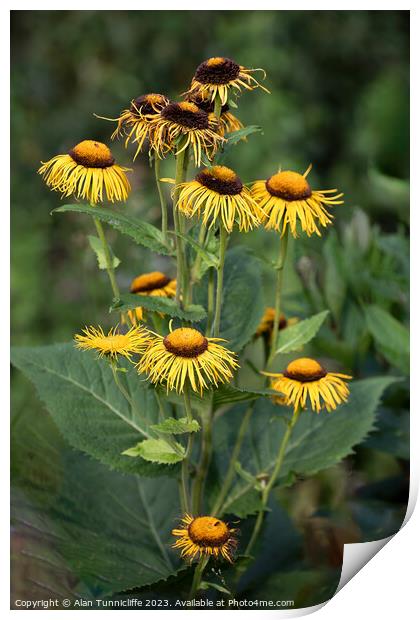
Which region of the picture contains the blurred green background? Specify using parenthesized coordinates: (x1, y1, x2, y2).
(11, 10, 409, 606)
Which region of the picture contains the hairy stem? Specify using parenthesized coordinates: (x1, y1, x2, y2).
(92, 216, 120, 300)
(173, 147, 188, 307)
(268, 230, 289, 363)
(245, 406, 301, 556)
(181, 384, 194, 514)
(211, 404, 254, 516)
(154, 156, 168, 246)
(213, 226, 229, 337)
(206, 268, 215, 336)
(192, 404, 213, 514)
(189, 555, 209, 600)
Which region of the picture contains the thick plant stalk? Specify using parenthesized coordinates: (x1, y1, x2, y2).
(211, 404, 254, 516)
(269, 230, 289, 362)
(189, 555, 209, 600)
(245, 405, 301, 556)
(173, 147, 188, 307)
(192, 404, 213, 514)
(92, 216, 120, 300)
(154, 156, 168, 246)
(206, 268, 215, 336)
(181, 383, 195, 514)
(213, 226, 229, 336)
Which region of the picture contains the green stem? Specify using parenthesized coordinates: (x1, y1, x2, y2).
(213, 226, 229, 337)
(173, 147, 188, 307)
(206, 268, 215, 336)
(189, 555, 209, 600)
(154, 157, 168, 246)
(213, 94, 222, 120)
(92, 216, 120, 300)
(110, 364, 148, 438)
(192, 405, 213, 514)
(268, 230, 289, 363)
(245, 406, 301, 556)
(181, 384, 194, 514)
(190, 222, 207, 286)
(211, 404, 254, 516)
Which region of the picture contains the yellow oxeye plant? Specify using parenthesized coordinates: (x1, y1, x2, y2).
(12, 48, 402, 610)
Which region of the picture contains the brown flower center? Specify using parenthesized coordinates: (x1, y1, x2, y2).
(195, 57, 241, 85)
(284, 358, 327, 382)
(163, 328, 208, 358)
(130, 93, 167, 116)
(187, 94, 230, 115)
(188, 516, 230, 546)
(266, 171, 312, 201)
(196, 165, 243, 195)
(161, 101, 209, 130)
(69, 140, 115, 168)
(130, 271, 171, 293)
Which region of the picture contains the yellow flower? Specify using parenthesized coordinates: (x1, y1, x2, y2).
(128, 271, 176, 322)
(186, 93, 244, 136)
(105, 93, 169, 160)
(267, 357, 352, 413)
(255, 308, 299, 338)
(74, 324, 150, 362)
(172, 514, 237, 562)
(187, 56, 269, 105)
(38, 140, 131, 204)
(251, 165, 344, 237)
(177, 165, 264, 233)
(149, 101, 224, 167)
(137, 327, 238, 395)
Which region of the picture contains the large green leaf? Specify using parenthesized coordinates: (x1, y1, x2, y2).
(111, 294, 206, 322)
(323, 231, 346, 321)
(54, 203, 172, 255)
(364, 304, 409, 374)
(212, 377, 397, 516)
(11, 343, 173, 477)
(11, 404, 182, 599)
(195, 246, 264, 351)
(275, 310, 329, 354)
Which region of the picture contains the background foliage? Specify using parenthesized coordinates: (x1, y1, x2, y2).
(11, 10, 409, 609)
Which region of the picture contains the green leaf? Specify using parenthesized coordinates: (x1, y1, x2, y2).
(111, 294, 206, 322)
(213, 377, 398, 517)
(275, 310, 329, 354)
(224, 125, 263, 145)
(170, 230, 218, 268)
(151, 417, 201, 434)
(195, 246, 264, 351)
(54, 203, 172, 255)
(87, 234, 121, 269)
(212, 383, 273, 408)
(364, 304, 409, 373)
(11, 343, 173, 477)
(123, 438, 185, 464)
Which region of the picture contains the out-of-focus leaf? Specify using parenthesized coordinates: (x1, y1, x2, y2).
(322, 232, 346, 321)
(364, 407, 409, 459)
(212, 383, 273, 409)
(364, 304, 409, 373)
(275, 310, 329, 355)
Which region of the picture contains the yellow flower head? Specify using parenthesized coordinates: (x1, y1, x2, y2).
(267, 357, 352, 413)
(149, 101, 224, 167)
(251, 165, 344, 237)
(38, 140, 131, 204)
(74, 324, 150, 362)
(187, 56, 269, 106)
(255, 308, 298, 338)
(128, 271, 176, 322)
(172, 514, 237, 563)
(186, 93, 244, 136)
(106, 93, 169, 160)
(178, 165, 264, 233)
(137, 326, 238, 395)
